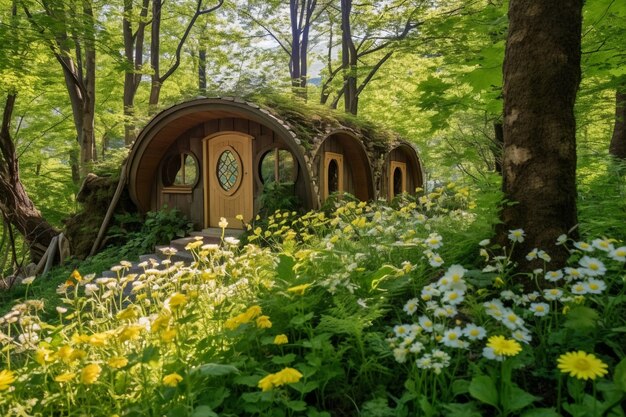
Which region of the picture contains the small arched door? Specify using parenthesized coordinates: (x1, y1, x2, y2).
(204, 132, 254, 228)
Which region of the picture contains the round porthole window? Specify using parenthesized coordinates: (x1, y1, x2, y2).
(162, 152, 198, 187)
(216, 149, 241, 192)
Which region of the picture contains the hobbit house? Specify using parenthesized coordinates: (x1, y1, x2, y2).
(124, 96, 424, 230)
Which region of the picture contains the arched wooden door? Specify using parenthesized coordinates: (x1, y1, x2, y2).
(204, 132, 254, 228)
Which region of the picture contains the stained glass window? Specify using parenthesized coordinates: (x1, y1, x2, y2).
(217, 150, 240, 191)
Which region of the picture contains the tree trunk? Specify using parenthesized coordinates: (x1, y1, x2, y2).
(609, 86, 626, 159)
(0, 95, 58, 264)
(340, 0, 358, 115)
(149, 0, 162, 111)
(198, 47, 207, 94)
(497, 0, 582, 270)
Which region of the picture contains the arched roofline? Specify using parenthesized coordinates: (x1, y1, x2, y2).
(388, 140, 425, 190)
(126, 97, 314, 212)
(315, 129, 376, 201)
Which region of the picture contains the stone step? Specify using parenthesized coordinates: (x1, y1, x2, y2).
(191, 227, 244, 239)
(168, 235, 221, 252)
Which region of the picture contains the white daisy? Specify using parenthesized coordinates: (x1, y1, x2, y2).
(463, 324, 487, 340)
(529, 302, 550, 317)
(579, 256, 606, 277)
(508, 229, 525, 243)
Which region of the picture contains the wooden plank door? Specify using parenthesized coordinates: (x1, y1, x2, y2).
(205, 132, 254, 228)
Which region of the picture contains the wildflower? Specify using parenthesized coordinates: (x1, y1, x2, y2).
(579, 256, 606, 276)
(564, 267, 584, 280)
(22, 276, 35, 285)
(571, 282, 587, 295)
(35, 348, 54, 365)
(538, 250, 551, 262)
(503, 311, 524, 330)
(556, 234, 568, 245)
(609, 246, 626, 262)
(508, 229, 525, 243)
(258, 367, 303, 391)
(168, 293, 188, 310)
(479, 239, 490, 246)
(224, 236, 240, 246)
(403, 298, 419, 315)
(545, 270, 563, 282)
(357, 298, 368, 308)
(163, 372, 183, 387)
(84, 283, 98, 296)
(428, 254, 444, 267)
(543, 288, 563, 301)
(161, 328, 177, 343)
(116, 306, 138, 321)
(421, 285, 440, 301)
(511, 329, 532, 343)
(393, 347, 409, 363)
(425, 233, 443, 249)
(108, 357, 128, 369)
(287, 283, 311, 295)
(0, 369, 16, 391)
(274, 334, 288, 345)
(486, 335, 522, 356)
(591, 238, 614, 252)
(529, 302, 550, 317)
(218, 217, 228, 228)
(482, 347, 504, 362)
(119, 325, 143, 342)
(235, 214, 244, 221)
(463, 324, 487, 341)
(557, 351, 608, 380)
(256, 315, 272, 329)
(584, 279, 606, 294)
(574, 241, 594, 252)
(442, 289, 465, 305)
(71, 270, 82, 282)
(441, 327, 465, 348)
(394, 324, 411, 338)
(54, 372, 76, 383)
(81, 363, 101, 385)
(418, 316, 434, 333)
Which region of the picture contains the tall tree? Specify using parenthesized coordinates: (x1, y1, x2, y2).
(149, 0, 224, 110)
(497, 0, 583, 269)
(610, 86, 626, 159)
(122, 0, 150, 145)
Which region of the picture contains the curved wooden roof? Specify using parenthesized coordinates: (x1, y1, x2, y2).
(126, 96, 423, 211)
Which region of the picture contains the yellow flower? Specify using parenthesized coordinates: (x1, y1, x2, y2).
(35, 348, 54, 366)
(54, 372, 76, 383)
(151, 315, 171, 334)
(287, 283, 311, 295)
(0, 369, 16, 391)
(162, 372, 183, 387)
(70, 349, 87, 362)
(81, 363, 101, 385)
(55, 345, 75, 364)
(274, 334, 288, 345)
(88, 332, 109, 347)
(244, 305, 262, 320)
(258, 367, 303, 391)
(116, 306, 138, 321)
(119, 325, 143, 342)
(486, 335, 522, 357)
(71, 269, 82, 282)
(161, 328, 177, 343)
(256, 315, 272, 329)
(168, 293, 188, 309)
(107, 357, 128, 369)
(557, 351, 608, 381)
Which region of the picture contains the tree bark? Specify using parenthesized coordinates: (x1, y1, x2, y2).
(497, 0, 582, 270)
(493, 122, 504, 174)
(0, 95, 58, 264)
(340, 0, 358, 115)
(609, 86, 626, 159)
(198, 47, 207, 94)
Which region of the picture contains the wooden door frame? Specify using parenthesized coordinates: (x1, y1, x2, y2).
(202, 131, 255, 228)
(321, 151, 344, 202)
(388, 161, 407, 200)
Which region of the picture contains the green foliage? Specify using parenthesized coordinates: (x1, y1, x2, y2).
(107, 208, 192, 256)
(258, 181, 301, 217)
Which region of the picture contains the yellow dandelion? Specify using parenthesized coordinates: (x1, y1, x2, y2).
(168, 293, 188, 309)
(557, 351, 608, 381)
(287, 283, 311, 295)
(486, 335, 522, 357)
(81, 363, 101, 385)
(274, 334, 288, 345)
(119, 325, 143, 342)
(161, 328, 177, 343)
(88, 332, 109, 347)
(54, 372, 76, 383)
(162, 372, 183, 387)
(70, 349, 87, 362)
(256, 315, 272, 329)
(71, 269, 82, 282)
(151, 315, 171, 334)
(257, 367, 303, 391)
(116, 306, 138, 321)
(107, 357, 128, 369)
(0, 369, 16, 391)
(35, 348, 54, 366)
(55, 345, 74, 364)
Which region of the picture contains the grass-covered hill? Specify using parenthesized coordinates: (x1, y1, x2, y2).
(1, 181, 625, 416)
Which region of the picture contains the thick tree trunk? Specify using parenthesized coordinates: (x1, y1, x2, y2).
(340, 0, 358, 115)
(609, 87, 626, 159)
(149, 0, 162, 111)
(0, 95, 58, 264)
(497, 0, 582, 270)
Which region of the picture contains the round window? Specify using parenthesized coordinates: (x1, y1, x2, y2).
(259, 148, 297, 184)
(216, 149, 240, 191)
(162, 153, 198, 187)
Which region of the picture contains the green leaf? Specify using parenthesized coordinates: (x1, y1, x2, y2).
(443, 402, 482, 417)
(451, 379, 471, 396)
(418, 397, 438, 417)
(564, 306, 599, 329)
(504, 386, 539, 412)
(469, 375, 499, 407)
(370, 264, 398, 289)
(286, 400, 307, 411)
(614, 357, 626, 393)
(141, 345, 160, 363)
(277, 254, 296, 280)
(520, 408, 561, 417)
(271, 354, 296, 365)
(191, 363, 239, 377)
(191, 405, 218, 417)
